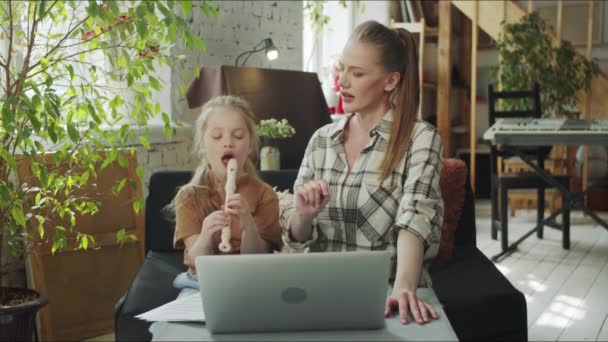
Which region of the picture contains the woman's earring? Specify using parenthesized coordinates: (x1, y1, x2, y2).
(389, 90, 397, 108)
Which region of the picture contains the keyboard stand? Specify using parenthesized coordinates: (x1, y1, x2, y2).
(491, 145, 608, 262)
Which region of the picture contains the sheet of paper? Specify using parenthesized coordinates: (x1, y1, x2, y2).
(135, 292, 205, 322)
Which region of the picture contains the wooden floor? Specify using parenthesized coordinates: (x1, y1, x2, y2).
(476, 200, 608, 341)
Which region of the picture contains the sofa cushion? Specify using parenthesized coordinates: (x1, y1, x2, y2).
(115, 251, 185, 341)
(145, 171, 193, 253)
(430, 245, 527, 341)
(436, 158, 468, 263)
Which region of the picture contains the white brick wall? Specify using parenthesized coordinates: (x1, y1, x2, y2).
(138, 1, 303, 197)
(135, 139, 198, 198)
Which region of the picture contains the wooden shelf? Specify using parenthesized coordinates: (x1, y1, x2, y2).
(423, 82, 437, 90)
(451, 125, 470, 134)
(390, 21, 438, 37)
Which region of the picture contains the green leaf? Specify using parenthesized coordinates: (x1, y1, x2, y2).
(139, 136, 150, 149)
(167, 23, 176, 41)
(113, 178, 127, 194)
(117, 154, 129, 168)
(136, 20, 148, 38)
(11, 207, 26, 227)
(38, 0, 47, 19)
(180, 0, 193, 16)
(133, 199, 144, 214)
(37, 217, 45, 238)
(136, 165, 144, 179)
(158, 2, 171, 17)
(67, 123, 80, 142)
(117, 228, 127, 247)
(148, 76, 161, 91)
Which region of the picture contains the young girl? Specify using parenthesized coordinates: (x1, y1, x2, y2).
(171, 95, 283, 289)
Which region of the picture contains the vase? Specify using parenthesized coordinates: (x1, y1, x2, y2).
(260, 145, 280, 171)
(0, 287, 48, 342)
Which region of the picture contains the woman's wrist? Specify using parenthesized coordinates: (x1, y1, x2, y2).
(393, 275, 417, 293)
(290, 214, 314, 242)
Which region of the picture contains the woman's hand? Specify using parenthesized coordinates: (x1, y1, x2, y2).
(385, 287, 439, 325)
(225, 194, 254, 228)
(295, 179, 330, 221)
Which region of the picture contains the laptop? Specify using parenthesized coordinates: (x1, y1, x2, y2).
(195, 251, 391, 334)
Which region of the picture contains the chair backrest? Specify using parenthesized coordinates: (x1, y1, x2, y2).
(144, 168, 479, 254)
(487, 83, 552, 172)
(488, 83, 542, 126)
(145, 170, 193, 253)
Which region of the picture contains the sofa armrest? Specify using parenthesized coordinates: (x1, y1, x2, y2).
(430, 246, 527, 341)
(454, 164, 477, 247)
(115, 251, 186, 341)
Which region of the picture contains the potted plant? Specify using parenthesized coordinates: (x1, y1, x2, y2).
(0, 1, 214, 340)
(256, 118, 296, 171)
(493, 11, 599, 117)
(492, 11, 602, 193)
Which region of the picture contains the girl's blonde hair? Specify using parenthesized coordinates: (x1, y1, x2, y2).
(168, 95, 260, 215)
(352, 20, 419, 181)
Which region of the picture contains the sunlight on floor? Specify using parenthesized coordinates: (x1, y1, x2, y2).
(537, 295, 587, 328)
(523, 278, 547, 293)
(537, 312, 571, 329)
(494, 263, 511, 275)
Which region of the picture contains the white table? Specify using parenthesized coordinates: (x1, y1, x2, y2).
(150, 288, 458, 341)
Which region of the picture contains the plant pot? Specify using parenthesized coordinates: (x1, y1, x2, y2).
(0, 287, 48, 342)
(260, 145, 280, 171)
(260, 145, 281, 171)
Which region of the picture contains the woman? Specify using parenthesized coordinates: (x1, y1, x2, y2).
(281, 20, 444, 325)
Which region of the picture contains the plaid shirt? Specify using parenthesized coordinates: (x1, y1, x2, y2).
(280, 111, 444, 285)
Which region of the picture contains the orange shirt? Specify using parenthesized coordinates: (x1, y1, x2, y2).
(173, 174, 283, 271)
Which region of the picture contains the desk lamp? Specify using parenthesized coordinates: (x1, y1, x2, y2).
(234, 38, 279, 66)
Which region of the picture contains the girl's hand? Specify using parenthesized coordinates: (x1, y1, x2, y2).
(295, 179, 330, 221)
(199, 210, 231, 250)
(225, 193, 253, 226)
(385, 288, 439, 325)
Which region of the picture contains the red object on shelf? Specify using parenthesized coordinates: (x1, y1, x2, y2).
(334, 74, 344, 114)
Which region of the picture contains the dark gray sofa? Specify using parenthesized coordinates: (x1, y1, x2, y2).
(114, 169, 527, 341)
